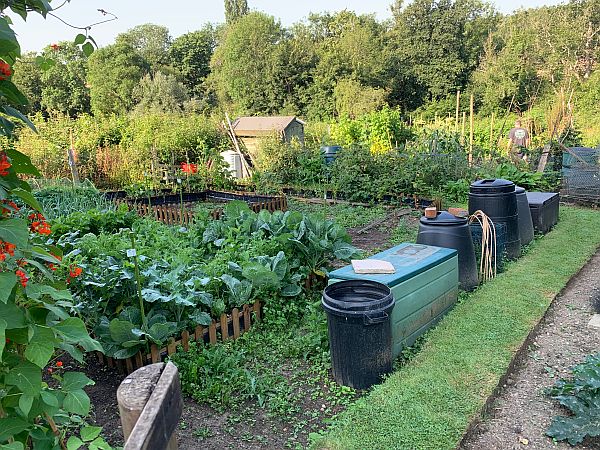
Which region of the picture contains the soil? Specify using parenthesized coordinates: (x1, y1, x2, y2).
(460, 248, 600, 450)
(347, 209, 420, 254)
(83, 357, 356, 450)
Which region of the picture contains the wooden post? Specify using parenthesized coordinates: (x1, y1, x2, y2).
(469, 94, 474, 166)
(461, 111, 466, 143)
(68, 128, 80, 185)
(117, 362, 182, 450)
(455, 90, 460, 132)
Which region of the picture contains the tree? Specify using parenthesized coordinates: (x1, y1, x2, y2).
(302, 11, 388, 119)
(334, 78, 387, 118)
(169, 26, 217, 97)
(225, 0, 249, 23)
(11, 52, 43, 114)
(116, 23, 172, 70)
(133, 72, 189, 114)
(40, 41, 90, 116)
(389, 0, 498, 106)
(87, 42, 149, 116)
(208, 12, 285, 114)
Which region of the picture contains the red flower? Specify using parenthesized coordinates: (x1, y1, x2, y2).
(29, 213, 51, 235)
(1, 200, 19, 216)
(0, 152, 10, 176)
(50, 43, 60, 51)
(0, 240, 16, 261)
(66, 265, 83, 284)
(0, 61, 11, 81)
(48, 263, 57, 271)
(15, 269, 28, 288)
(56, 361, 63, 367)
(47, 368, 53, 374)
(180, 163, 198, 174)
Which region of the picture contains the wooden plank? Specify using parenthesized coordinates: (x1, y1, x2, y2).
(194, 325, 204, 343)
(220, 313, 229, 341)
(232, 308, 240, 339)
(120, 362, 182, 450)
(167, 338, 176, 356)
(108, 357, 115, 369)
(243, 304, 251, 331)
(208, 321, 217, 344)
(253, 300, 261, 322)
(150, 345, 160, 363)
(181, 330, 190, 352)
(125, 358, 134, 374)
(97, 351, 104, 364)
(135, 352, 144, 369)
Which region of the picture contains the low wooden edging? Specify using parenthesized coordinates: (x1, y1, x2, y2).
(97, 300, 262, 375)
(114, 195, 288, 226)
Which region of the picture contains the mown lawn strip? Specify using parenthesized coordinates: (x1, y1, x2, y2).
(314, 206, 600, 450)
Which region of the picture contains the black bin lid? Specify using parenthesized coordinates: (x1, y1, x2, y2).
(526, 192, 559, 206)
(322, 280, 394, 319)
(470, 178, 515, 194)
(515, 186, 526, 194)
(419, 211, 468, 226)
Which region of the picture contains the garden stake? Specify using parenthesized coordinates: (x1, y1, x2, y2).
(130, 232, 147, 328)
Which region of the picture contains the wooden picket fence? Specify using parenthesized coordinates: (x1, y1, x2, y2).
(97, 301, 261, 375)
(114, 194, 288, 226)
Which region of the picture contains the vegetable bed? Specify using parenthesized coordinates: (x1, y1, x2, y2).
(51, 201, 359, 365)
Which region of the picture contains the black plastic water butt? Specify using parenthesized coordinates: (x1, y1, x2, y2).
(322, 280, 395, 390)
(515, 186, 534, 246)
(416, 211, 478, 291)
(321, 146, 341, 165)
(469, 179, 521, 259)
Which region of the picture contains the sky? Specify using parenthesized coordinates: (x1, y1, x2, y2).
(11, 0, 566, 52)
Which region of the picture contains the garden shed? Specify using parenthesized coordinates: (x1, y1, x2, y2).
(232, 116, 305, 157)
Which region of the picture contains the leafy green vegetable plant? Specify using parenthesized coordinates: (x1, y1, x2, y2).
(546, 353, 600, 445)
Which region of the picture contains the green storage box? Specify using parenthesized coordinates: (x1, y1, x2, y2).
(329, 243, 459, 358)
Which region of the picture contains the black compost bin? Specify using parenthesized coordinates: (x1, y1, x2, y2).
(469, 178, 521, 259)
(416, 211, 478, 291)
(470, 221, 507, 273)
(515, 186, 534, 246)
(322, 280, 395, 390)
(527, 192, 559, 234)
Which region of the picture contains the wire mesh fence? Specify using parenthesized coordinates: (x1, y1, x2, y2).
(562, 147, 600, 204)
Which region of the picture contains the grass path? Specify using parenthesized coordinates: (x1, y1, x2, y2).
(313, 206, 600, 450)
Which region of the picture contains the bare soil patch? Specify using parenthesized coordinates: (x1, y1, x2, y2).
(461, 249, 600, 450)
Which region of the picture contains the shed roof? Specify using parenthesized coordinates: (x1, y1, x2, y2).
(232, 116, 305, 136)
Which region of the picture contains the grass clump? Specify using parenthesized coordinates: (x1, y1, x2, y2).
(287, 198, 389, 229)
(313, 206, 600, 450)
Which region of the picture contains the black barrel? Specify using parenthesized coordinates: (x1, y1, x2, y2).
(469, 179, 521, 259)
(322, 280, 395, 389)
(416, 211, 478, 291)
(470, 221, 507, 272)
(321, 145, 341, 165)
(515, 186, 534, 246)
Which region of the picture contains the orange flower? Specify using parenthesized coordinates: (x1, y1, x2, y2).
(15, 269, 28, 288)
(1, 200, 19, 216)
(0, 152, 10, 176)
(0, 61, 11, 80)
(50, 43, 60, 51)
(0, 240, 16, 261)
(29, 213, 51, 235)
(66, 265, 83, 284)
(56, 361, 63, 367)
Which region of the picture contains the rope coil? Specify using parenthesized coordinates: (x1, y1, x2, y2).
(469, 210, 497, 282)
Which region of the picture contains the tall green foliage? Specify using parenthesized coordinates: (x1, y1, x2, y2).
(224, 0, 249, 23)
(87, 42, 149, 116)
(209, 12, 285, 114)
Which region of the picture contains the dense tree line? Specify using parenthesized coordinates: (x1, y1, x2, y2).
(12, 0, 600, 120)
